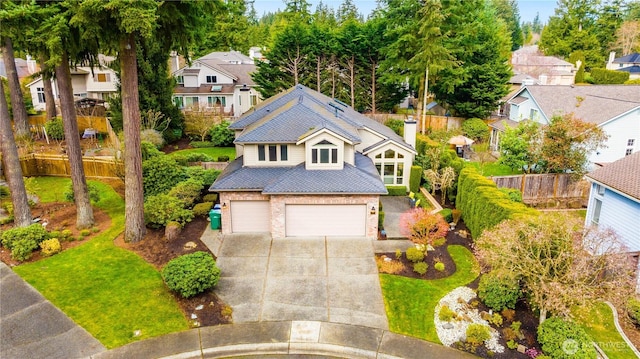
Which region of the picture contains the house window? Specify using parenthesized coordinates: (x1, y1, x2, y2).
(596, 184, 605, 195)
(258, 145, 266, 161)
(258, 144, 288, 162)
(311, 140, 338, 164)
(529, 109, 538, 120)
(591, 199, 602, 225)
(94, 73, 111, 82)
(207, 96, 226, 107)
(206, 75, 217, 83)
(173, 96, 184, 108)
(626, 148, 633, 156)
(250, 95, 257, 106)
(176, 76, 184, 84)
(374, 149, 405, 185)
(185, 96, 200, 108)
(627, 139, 635, 146)
(280, 145, 288, 161)
(268, 145, 277, 161)
(36, 87, 45, 103)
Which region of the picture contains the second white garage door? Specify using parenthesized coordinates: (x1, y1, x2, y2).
(285, 204, 366, 237)
(230, 200, 270, 233)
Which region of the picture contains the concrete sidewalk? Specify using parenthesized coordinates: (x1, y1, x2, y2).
(92, 321, 478, 359)
(0, 263, 105, 359)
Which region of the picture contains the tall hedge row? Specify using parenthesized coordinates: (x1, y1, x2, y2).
(590, 68, 630, 84)
(409, 165, 422, 193)
(456, 167, 538, 239)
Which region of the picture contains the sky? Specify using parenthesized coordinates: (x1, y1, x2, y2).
(251, 0, 557, 24)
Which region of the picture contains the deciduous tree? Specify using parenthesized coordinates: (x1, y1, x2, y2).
(498, 120, 542, 172)
(399, 208, 448, 251)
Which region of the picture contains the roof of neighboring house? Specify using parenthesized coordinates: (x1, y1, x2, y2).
(617, 65, 640, 74)
(200, 51, 254, 64)
(182, 68, 200, 74)
(586, 151, 640, 201)
(211, 154, 387, 194)
(613, 53, 640, 64)
(488, 118, 520, 131)
(173, 84, 235, 95)
(0, 57, 38, 79)
(231, 84, 415, 153)
(510, 85, 640, 125)
(174, 56, 257, 87)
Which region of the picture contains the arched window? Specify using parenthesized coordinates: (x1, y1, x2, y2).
(312, 140, 338, 164)
(374, 149, 404, 185)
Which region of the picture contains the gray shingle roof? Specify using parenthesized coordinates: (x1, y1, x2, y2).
(210, 154, 387, 194)
(230, 84, 415, 153)
(516, 85, 640, 125)
(618, 65, 640, 74)
(613, 53, 640, 64)
(587, 151, 640, 201)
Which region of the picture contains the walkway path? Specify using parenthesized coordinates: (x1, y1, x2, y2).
(0, 262, 105, 359)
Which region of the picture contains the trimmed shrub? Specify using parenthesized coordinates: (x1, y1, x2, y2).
(409, 165, 422, 193)
(202, 193, 218, 203)
(439, 208, 453, 223)
(627, 297, 640, 326)
(189, 141, 216, 148)
(141, 141, 164, 161)
(217, 155, 230, 162)
(11, 239, 41, 261)
(209, 121, 235, 147)
(140, 128, 165, 149)
(161, 252, 220, 298)
(384, 118, 404, 136)
(478, 272, 520, 311)
(439, 304, 457, 321)
(193, 202, 214, 217)
(413, 262, 428, 275)
(168, 179, 203, 207)
(537, 317, 596, 359)
(44, 117, 65, 140)
(142, 155, 186, 196)
(498, 187, 523, 203)
(386, 185, 407, 196)
(80, 229, 91, 237)
(456, 167, 538, 239)
(462, 118, 489, 143)
(61, 229, 73, 241)
(378, 211, 385, 229)
(64, 182, 101, 203)
(144, 194, 194, 229)
(590, 68, 630, 84)
(40, 238, 61, 256)
(184, 166, 221, 188)
(1, 223, 49, 250)
(406, 247, 424, 262)
(415, 134, 440, 155)
(466, 323, 491, 346)
(434, 262, 445, 271)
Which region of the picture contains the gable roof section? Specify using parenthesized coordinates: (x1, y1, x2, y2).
(613, 53, 640, 64)
(618, 65, 640, 74)
(231, 84, 415, 152)
(513, 85, 640, 126)
(210, 154, 387, 194)
(587, 151, 640, 201)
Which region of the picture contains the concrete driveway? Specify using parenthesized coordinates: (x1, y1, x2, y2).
(214, 234, 388, 330)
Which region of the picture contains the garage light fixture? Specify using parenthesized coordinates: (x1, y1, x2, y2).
(222, 203, 227, 209)
(370, 206, 376, 215)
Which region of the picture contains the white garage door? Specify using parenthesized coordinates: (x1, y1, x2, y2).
(285, 204, 366, 237)
(230, 201, 270, 233)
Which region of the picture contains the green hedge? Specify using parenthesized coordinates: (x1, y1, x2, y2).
(590, 68, 630, 84)
(386, 185, 407, 196)
(409, 165, 422, 193)
(415, 134, 439, 154)
(455, 167, 538, 239)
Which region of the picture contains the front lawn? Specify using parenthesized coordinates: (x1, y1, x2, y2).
(170, 147, 235, 160)
(14, 178, 189, 348)
(380, 245, 479, 342)
(574, 302, 638, 359)
(467, 161, 522, 177)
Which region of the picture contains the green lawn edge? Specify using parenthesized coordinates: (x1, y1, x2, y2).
(14, 178, 189, 348)
(380, 245, 480, 342)
(574, 302, 637, 359)
(169, 147, 235, 160)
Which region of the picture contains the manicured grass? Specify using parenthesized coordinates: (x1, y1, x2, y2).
(467, 161, 522, 177)
(14, 180, 189, 348)
(380, 245, 480, 343)
(574, 302, 637, 359)
(28, 176, 72, 203)
(170, 147, 235, 160)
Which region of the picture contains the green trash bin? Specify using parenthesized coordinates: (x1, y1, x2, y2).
(209, 209, 221, 230)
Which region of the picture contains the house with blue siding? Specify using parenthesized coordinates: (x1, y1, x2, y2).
(585, 151, 640, 254)
(490, 85, 640, 166)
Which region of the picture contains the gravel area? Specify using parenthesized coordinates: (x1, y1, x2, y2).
(434, 286, 505, 353)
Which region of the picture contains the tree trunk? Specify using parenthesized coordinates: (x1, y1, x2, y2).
(55, 52, 94, 229)
(316, 55, 321, 92)
(370, 60, 376, 115)
(2, 37, 30, 137)
(0, 80, 31, 227)
(40, 54, 57, 120)
(120, 35, 146, 243)
(349, 56, 355, 108)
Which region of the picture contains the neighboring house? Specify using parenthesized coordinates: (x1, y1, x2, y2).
(0, 56, 38, 81)
(606, 52, 640, 80)
(26, 54, 117, 112)
(172, 51, 261, 117)
(511, 46, 576, 86)
(209, 84, 417, 239)
(584, 152, 640, 285)
(490, 85, 640, 165)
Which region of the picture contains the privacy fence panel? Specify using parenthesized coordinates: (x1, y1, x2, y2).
(19, 154, 123, 179)
(490, 173, 588, 208)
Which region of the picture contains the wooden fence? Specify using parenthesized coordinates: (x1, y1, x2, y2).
(365, 113, 465, 133)
(29, 115, 120, 149)
(490, 173, 589, 208)
(19, 154, 123, 179)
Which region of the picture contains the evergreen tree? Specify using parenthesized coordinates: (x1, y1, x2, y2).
(491, 0, 523, 50)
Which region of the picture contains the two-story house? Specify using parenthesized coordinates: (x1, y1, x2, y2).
(172, 51, 261, 118)
(490, 85, 640, 166)
(606, 52, 640, 80)
(209, 85, 417, 239)
(511, 46, 576, 86)
(26, 54, 117, 111)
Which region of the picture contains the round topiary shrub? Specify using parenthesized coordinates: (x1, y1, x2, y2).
(477, 272, 520, 311)
(537, 317, 597, 359)
(406, 247, 425, 263)
(413, 262, 428, 275)
(40, 238, 61, 256)
(44, 117, 65, 140)
(466, 323, 491, 346)
(434, 262, 445, 272)
(162, 252, 220, 298)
